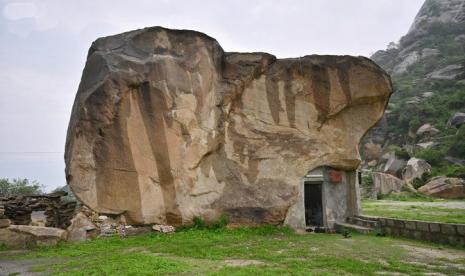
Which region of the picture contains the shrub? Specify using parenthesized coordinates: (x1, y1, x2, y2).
(178, 214, 229, 231)
(415, 148, 444, 166)
(389, 145, 410, 159)
(361, 173, 374, 187)
(0, 178, 44, 197)
(411, 178, 426, 189)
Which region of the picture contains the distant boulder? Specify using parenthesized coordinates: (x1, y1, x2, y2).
(383, 152, 407, 177)
(402, 158, 431, 184)
(418, 177, 465, 199)
(416, 123, 440, 136)
(372, 172, 406, 197)
(446, 112, 465, 128)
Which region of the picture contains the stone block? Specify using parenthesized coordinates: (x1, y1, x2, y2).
(456, 224, 465, 236)
(429, 223, 441, 233)
(441, 224, 456, 235)
(385, 227, 392, 235)
(393, 219, 405, 228)
(413, 231, 422, 240)
(405, 221, 416, 230)
(416, 221, 429, 232)
(401, 229, 412, 238)
(448, 235, 461, 246)
(0, 228, 35, 249)
(0, 218, 11, 228)
(386, 219, 395, 227)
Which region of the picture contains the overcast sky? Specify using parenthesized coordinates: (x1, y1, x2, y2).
(0, 0, 424, 191)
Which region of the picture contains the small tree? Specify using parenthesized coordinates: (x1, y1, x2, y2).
(0, 178, 44, 197)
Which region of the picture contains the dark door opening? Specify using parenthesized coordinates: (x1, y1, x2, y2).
(304, 182, 323, 226)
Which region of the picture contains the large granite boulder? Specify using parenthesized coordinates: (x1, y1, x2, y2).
(419, 177, 465, 199)
(372, 172, 405, 197)
(65, 27, 392, 226)
(383, 152, 407, 177)
(402, 158, 431, 184)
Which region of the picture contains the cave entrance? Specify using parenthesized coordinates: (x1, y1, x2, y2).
(304, 182, 323, 226)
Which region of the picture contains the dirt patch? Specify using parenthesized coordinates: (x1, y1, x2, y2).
(376, 200, 465, 209)
(0, 258, 62, 276)
(399, 245, 465, 261)
(224, 259, 265, 266)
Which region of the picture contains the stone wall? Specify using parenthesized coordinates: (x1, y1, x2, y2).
(0, 192, 77, 229)
(372, 216, 465, 246)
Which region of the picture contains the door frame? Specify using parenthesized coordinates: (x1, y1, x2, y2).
(302, 179, 327, 228)
(304, 181, 325, 226)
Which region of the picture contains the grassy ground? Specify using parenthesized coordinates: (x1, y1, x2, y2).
(362, 197, 465, 224)
(1, 226, 464, 275)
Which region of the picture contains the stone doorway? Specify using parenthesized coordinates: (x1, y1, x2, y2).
(304, 182, 323, 226)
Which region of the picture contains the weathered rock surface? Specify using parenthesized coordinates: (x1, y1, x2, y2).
(416, 123, 440, 136)
(383, 153, 407, 177)
(419, 177, 465, 198)
(402, 158, 432, 184)
(0, 225, 67, 248)
(372, 172, 405, 196)
(0, 218, 10, 228)
(66, 212, 97, 242)
(447, 112, 465, 128)
(65, 27, 392, 226)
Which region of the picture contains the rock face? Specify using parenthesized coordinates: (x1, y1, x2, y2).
(419, 177, 465, 198)
(383, 153, 407, 177)
(65, 27, 392, 227)
(402, 158, 432, 184)
(0, 225, 67, 248)
(66, 212, 97, 242)
(447, 112, 465, 128)
(372, 172, 405, 197)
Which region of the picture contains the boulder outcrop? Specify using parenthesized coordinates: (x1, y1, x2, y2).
(372, 172, 405, 197)
(402, 158, 431, 184)
(65, 27, 392, 226)
(419, 177, 465, 199)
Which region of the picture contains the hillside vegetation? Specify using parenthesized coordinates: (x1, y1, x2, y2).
(362, 0, 465, 188)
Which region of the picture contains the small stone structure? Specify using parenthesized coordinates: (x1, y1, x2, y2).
(1, 191, 76, 229)
(287, 167, 360, 229)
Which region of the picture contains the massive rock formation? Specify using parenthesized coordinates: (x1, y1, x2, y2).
(65, 27, 392, 227)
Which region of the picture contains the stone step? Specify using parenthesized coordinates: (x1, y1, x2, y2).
(347, 216, 379, 228)
(355, 215, 380, 221)
(334, 222, 373, 234)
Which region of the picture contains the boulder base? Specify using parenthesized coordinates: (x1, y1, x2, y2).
(65, 27, 392, 227)
(0, 225, 67, 248)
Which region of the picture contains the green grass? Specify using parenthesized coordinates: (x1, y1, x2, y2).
(376, 192, 439, 202)
(362, 200, 465, 224)
(3, 226, 464, 275)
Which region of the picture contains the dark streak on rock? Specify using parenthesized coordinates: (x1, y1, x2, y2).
(310, 65, 331, 125)
(138, 81, 182, 225)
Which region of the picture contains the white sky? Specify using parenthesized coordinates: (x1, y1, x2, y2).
(0, 0, 424, 191)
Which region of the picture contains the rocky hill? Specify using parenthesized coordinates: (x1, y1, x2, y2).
(361, 0, 465, 197)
